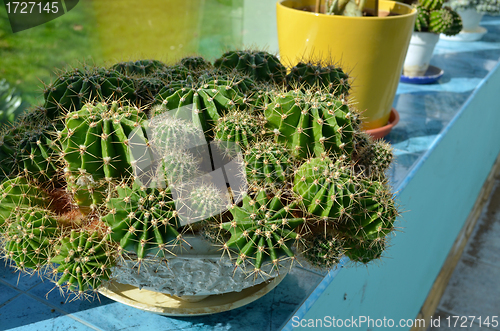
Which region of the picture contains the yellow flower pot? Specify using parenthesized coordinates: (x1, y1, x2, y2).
(276, 0, 416, 130)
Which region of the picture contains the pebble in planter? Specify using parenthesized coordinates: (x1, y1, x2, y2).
(0, 51, 400, 304)
(403, 0, 462, 77)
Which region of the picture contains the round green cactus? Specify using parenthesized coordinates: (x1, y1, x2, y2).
(59, 101, 150, 210)
(43, 66, 137, 119)
(414, 4, 431, 31)
(15, 123, 61, 183)
(243, 140, 294, 188)
(429, 7, 463, 36)
(111, 59, 167, 77)
(177, 183, 227, 224)
(214, 50, 287, 84)
(344, 237, 386, 264)
(102, 181, 181, 260)
(154, 79, 247, 139)
(159, 151, 201, 186)
(0, 177, 50, 227)
(148, 114, 205, 153)
(220, 189, 304, 272)
(302, 233, 345, 269)
(339, 180, 398, 242)
(352, 132, 393, 179)
(51, 229, 116, 294)
(60, 101, 148, 182)
(293, 157, 357, 220)
(179, 56, 212, 71)
(213, 111, 266, 153)
(3, 208, 60, 271)
(420, 0, 445, 10)
(286, 62, 350, 97)
(265, 90, 355, 160)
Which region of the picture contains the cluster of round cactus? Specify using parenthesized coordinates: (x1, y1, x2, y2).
(0, 49, 399, 298)
(415, 0, 463, 35)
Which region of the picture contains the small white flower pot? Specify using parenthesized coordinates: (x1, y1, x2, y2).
(458, 9, 484, 32)
(403, 32, 440, 77)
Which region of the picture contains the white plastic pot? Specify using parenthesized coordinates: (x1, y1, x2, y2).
(403, 31, 439, 77)
(458, 9, 484, 32)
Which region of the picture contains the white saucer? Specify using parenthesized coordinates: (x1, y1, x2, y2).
(440, 26, 487, 42)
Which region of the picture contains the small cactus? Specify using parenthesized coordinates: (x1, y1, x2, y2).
(302, 233, 345, 269)
(266, 89, 355, 160)
(102, 180, 181, 260)
(429, 7, 463, 35)
(220, 189, 305, 273)
(344, 237, 386, 264)
(179, 56, 213, 71)
(43, 66, 136, 119)
(286, 62, 350, 97)
(420, 0, 445, 10)
(154, 79, 247, 138)
(352, 132, 394, 179)
(415, 5, 431, 31)
(243, 140, 294, 189)
(214, 50, 287, 85)
(51, 229, 116, 294)
(111, 59, 167, 77)
(213, 111, 266, 154)
(3, 208, 60, 271)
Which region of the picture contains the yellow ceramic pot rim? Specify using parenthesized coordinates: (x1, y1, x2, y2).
(277, 0, 416, 20)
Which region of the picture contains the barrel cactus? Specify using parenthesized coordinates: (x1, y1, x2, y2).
(214, 50, 287, 85)
(414, 0, 463, 36)
(265, 90, 355, 160)
(429, 7, 463, 35)
(286, 62, 350, 97)
(0, 49, 401, 300)
(43, 66, 137, 119)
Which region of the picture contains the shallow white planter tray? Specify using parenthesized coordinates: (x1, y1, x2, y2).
(440, 26, 487, 42)
(99, 272, 288, 316)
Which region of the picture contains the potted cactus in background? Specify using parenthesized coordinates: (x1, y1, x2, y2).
(0, 50, 399, 314)
(403, 0, 462, 77)
(276, 0, 416, 138)
(445, 0, 500, 40)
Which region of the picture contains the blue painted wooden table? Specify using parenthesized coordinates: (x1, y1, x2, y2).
(2, 12, 500, 331)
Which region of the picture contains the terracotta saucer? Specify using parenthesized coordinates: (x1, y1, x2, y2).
(365, 108, 400, 139)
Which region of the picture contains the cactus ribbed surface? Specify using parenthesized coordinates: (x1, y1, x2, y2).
(243, 141, 293, 188)
(293, 157, 356, 219)
(111, 59, 167, 77)
(286, 62, 350, 97)
(420, 0, 445, 10)
(0, 177, 49, 226)
(154, 79, 247, 138)
(3, 208, 60, 271)
(266, 90, 355, 159)
(51, 230, 115, 293)
(415, 4, 431, 31)
(429, 7, 463, 35)
(220, 189, 304, 272)
(43, 66, 136, 119)
(214, 50, 287, 84)
(102, 181, 181, 260)
(214, 111, 266, 153)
